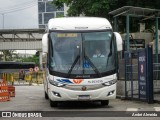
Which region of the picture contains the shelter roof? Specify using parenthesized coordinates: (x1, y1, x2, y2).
(109, 6, 160, 19)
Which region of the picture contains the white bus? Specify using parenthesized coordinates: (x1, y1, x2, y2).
(42, 17, 122, 107)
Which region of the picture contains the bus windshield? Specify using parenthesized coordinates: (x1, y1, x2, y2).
(49, 31, 116, 78)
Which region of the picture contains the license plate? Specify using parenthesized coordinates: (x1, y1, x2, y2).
(78, 95, 90, 100)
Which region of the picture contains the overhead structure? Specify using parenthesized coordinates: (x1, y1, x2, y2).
(109, 6, 160, 63)
(0, 28, 45, 69)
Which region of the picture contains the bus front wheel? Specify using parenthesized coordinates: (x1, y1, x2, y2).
(50, 100, 58, 107)
(101, 100, 109, 106)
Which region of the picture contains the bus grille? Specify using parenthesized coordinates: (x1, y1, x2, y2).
(63, 84, 105, 91)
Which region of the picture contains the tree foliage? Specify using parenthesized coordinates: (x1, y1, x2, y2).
(0, 50, 39, 66)
(53, 0, 160, 17)
(0, 50, 17, 61)
(53, 0, 118, 17)
(21, 52, 39, 66)
(53, 0, 160, 32)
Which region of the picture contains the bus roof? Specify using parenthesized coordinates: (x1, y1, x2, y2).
(48, 17, 112, 31)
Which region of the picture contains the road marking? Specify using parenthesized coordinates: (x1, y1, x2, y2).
(126, 108, 138, 111)
(32, 83, 43, 86)
(154, 107, 160, 111)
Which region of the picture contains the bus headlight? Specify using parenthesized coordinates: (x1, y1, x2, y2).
(102, 79, 117, 86)
(49, 79, 65, 87)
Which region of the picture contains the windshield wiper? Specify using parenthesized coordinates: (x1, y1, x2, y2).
(84, 55, 101, 77)
(67, 55, 80, 77)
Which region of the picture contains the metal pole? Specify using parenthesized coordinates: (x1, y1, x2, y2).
(2, 13, 4, 29)
(126, 15, 130, 51)
(155, 17, 159, 63)
(39, 51, 43, 70)
(131, 56, 133, 99)
(114, 17, 117, 32)
(146, 45, 154, 104)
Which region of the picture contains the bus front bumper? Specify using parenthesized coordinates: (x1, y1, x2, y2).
(48, 84, 116, 101)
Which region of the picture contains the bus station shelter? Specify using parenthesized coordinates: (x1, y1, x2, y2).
(109, 6, 160, 63)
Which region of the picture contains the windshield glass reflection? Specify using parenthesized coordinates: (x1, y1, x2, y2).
(49, 31, 115, 77)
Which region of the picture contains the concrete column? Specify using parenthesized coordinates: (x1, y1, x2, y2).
(64, 4, 69, 16)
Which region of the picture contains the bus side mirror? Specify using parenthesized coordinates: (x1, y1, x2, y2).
(113, 32, 123, 51)
(42, 33, 48, 53)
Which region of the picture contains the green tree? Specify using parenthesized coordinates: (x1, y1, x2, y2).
(0, 50, 17, 61)
(52, 0, 160, 32)
(21, 51, 39, 66)
(53, 0, 118, 17)
(53, 0, 160, 16)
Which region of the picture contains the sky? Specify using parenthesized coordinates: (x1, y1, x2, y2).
(0, 0, 38, 29)
(15, 50, 36, 54)
(0, 0, 38, 54)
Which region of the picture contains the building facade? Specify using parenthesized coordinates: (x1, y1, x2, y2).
(38, 0, 67, 28)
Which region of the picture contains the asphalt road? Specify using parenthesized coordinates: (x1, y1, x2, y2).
(0, 85, 160, 120)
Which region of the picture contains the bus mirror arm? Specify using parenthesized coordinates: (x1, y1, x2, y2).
(113, 32, 123, 51)
(106, 35, 113, 66)
(42, 33, 49, 53)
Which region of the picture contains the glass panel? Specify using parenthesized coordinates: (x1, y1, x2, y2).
(83, 32, 115, 74)
(39, 25, 45, 28)
(44, 13, 54, 24)
(57, 6, 64, 11)
(39, 13, 42, 24)
(38, 2, 45, 12)
(46, 2, 56, 12)
(50, 33, 82, 74)
(49, 31, 115, 76)
(56, 12, 64, 17)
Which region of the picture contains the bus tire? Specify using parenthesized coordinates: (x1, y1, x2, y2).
(101, 100, 109, 106)
(45, 92, 49, 99)
(50, 100, 58, 107)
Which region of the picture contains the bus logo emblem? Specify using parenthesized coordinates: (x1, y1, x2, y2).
(73, 79, 83, 84)
(82, 86, 87, 91)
